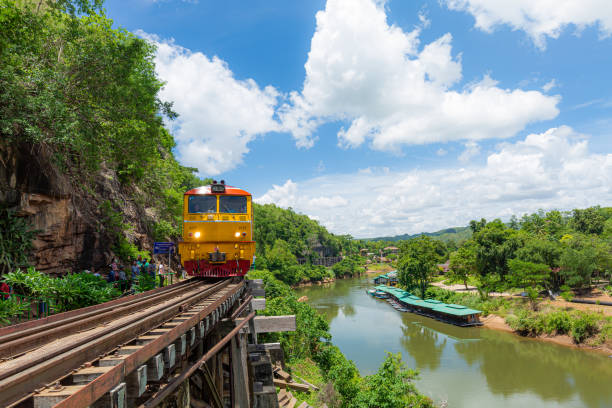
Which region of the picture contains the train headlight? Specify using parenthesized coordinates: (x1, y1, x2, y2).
(194, 231, 201, 238)
(234, 231, 241, 238)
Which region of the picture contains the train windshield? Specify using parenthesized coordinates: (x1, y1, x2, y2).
(188, 195, 217, 213)
(219, 196, 247, 214)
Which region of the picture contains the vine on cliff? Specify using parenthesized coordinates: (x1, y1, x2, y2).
(0, 208, 37, 274)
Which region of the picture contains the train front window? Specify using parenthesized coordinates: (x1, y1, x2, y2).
(219, 196, 247, 213)
(188, 195, 217, 213)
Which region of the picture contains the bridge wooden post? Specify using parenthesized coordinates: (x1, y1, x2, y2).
(230, 333, 250, 408)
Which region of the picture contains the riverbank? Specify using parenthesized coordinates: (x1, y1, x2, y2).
(426, 285, 612, 356)
(291, 273, 359, 289)
(249, 270, 435, 408)
(295, 275, 612, 408)
(480, 314, 612, 355)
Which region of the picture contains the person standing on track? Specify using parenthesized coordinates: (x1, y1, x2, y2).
(158, 261, 165, 287)
(131, 260, 140, 280)
(148, 259, 156, 281)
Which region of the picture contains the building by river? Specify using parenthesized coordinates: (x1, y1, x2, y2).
(374, 285, 482, 326)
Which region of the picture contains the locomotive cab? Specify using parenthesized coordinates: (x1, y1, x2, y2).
(178, 181, 255, 277)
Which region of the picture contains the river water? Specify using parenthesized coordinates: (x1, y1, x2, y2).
(295, 276, 612, 408)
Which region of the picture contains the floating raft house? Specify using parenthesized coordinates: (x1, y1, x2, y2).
(373, 271, 398, 285)
(374, 285, 482, 327)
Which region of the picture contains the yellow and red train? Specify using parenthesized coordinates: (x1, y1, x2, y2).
(178, 181, 255, 277)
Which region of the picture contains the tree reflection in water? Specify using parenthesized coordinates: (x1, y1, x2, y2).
(454, 329, 612, 407)
(400, 322, 447, 371)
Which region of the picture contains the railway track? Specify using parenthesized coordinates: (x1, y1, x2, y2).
(0, 278, 246, 407)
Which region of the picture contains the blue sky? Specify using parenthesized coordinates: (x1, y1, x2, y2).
(105, 0, 611, 238)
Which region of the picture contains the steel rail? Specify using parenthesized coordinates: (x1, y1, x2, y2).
(0, 280, 232, 407)
(0, 278, 194, 339)
(0, 280, 205, 358)
(143, 311, 256, 407)
(230, 295, 253, 320)
(53, 281, 245, 408)
(0, 281, 218, 382)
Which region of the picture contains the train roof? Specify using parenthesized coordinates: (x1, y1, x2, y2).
(184, 185, 251, 196)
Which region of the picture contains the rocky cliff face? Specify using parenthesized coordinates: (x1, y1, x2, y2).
(0, 142, 153, 275)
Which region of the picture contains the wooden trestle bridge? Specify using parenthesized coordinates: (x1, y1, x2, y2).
(0, 278, 295, 408)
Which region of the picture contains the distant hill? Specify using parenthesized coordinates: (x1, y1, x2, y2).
(367, 226, 472, 243)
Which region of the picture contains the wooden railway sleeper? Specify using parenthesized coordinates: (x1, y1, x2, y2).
(25, 281, 244, 408)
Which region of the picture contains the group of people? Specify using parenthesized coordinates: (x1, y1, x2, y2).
(106, 255, 169, 291)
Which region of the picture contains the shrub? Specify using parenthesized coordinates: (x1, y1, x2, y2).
(0, 298, 30, 326)
(134, 272, 156, 293)
(570, 313, 599, 343)
(2, 268, 120, 313)
(506, 310, 545, 336)
(544, 310, 572, 334)
(559, 285, 574, 302)
(354, 353, 434, 408)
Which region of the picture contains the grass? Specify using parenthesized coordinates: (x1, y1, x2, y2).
(284, 358, 326, 407)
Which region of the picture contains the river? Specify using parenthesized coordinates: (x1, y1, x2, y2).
(295, 276, 612, 408)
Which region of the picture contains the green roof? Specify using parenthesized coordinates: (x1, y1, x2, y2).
(372, 285, 481, 316)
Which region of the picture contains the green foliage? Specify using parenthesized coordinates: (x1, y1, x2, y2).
(560, 285, 574, 302)
(331, 257, 363, 279)
(505, 308, 602, 343)
(266, 239, 298, 273)
(99, 200, 148, 261)
(448, 242, 477, 289)
(571, 207, 606, 235)
(0, 298, 30, 326)
(2, 267, 120, 313)
(314, 344, 362, 406)
(0, 0, 211, 255)
(544, 310, 573, 335)
(354, 353, 434, 408)
(506, 309, 546, 336)
(559, 235, 599, 288)
(133, 272, 156, 293)
(259, 292, 331, 360)
(254, 203, 358, 262)
(398, 236, 441, 298)
(471, 219, 522, 280)
(570, 313, 599, 343)
(507, 258, 549, 309)
(0, 208, 38, 274)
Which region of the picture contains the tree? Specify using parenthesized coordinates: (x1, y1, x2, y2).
(472, 219, 522, 281)
(571, 207, 605, 235)
(559, 235, 598, 289)
(354, 353, 433, 408)
(266, 239, 297, 275)
(469, 218, 487, 233)
(508, 258, 550, 310)
(398, 236, 440, 298)
(448, 243, 477, 289)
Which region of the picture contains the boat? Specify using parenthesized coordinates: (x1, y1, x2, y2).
(367, 289, 389, 299)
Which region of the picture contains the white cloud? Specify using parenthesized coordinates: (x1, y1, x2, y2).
(255, 126, 612, 237)
(542, 79, 557, 92)
(137, 31, 281, 176)
(307, 195, 348, 208)
(436, 148, 448, 156)
(280, 0, 560, 151)
(444, 0, 612, 49)
(458, 141, 480, 162)
(418, 9, 431, 29)
(255, 179, 299, 209)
